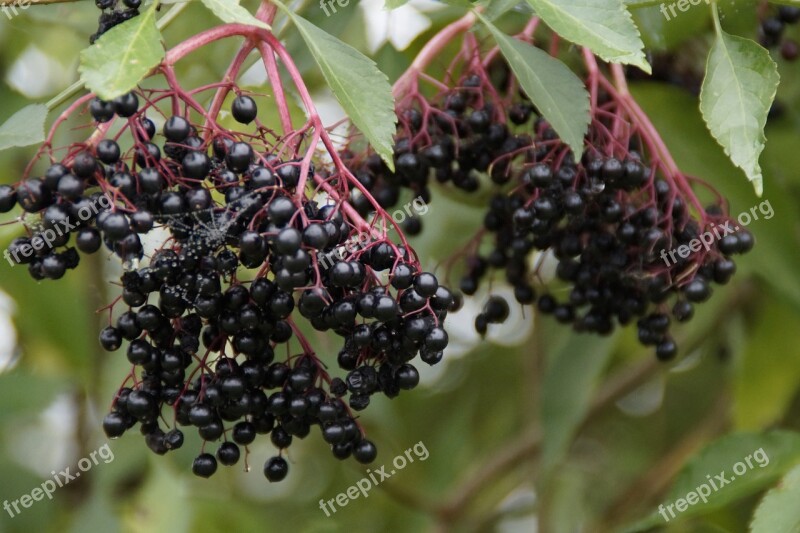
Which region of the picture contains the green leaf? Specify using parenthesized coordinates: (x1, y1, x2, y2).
(0, 104, 47, 151)
(385, 0, 410, 8)
(279, 9, 397, 171)
(626, 431, 800, 531)
(0, 371, 65, 426)
(523, 0, 651, 72)
(482, 0, 521, 20)
(79, 5, 164, 100)
(199, 0, 270, 30)
(540, 331, 616, 473)
(700, 28, 779, 196)
(734, 299, 800, 430)
(751, 464, 800, 533)
(479, 14, 590, 159)
(624, 0, 661, 7)
(626, 83, 800, 314)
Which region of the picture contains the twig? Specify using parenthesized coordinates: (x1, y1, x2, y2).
(434, 282, 755, 527)
(596, 393, 731, 532)
(0, 0, 79, 5)
(435, 356, 662, 525)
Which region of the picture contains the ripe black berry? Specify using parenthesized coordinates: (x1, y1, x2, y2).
(113, 92, 139, 117)
(0, 185, 16, 213)
(217, 442, 241, 466)
(264, 456, 288, 482)
(192, 453, 218, 478)
(353, 439, 377, 464)
(90, 98, 116, 122)
(232, 95, 258, 124)
(100, 326, 123, 351)
(163, 116, 191, 142)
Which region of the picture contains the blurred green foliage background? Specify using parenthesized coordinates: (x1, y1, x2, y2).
(1, 1, 800, 532)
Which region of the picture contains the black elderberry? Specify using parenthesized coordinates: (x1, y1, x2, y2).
(413, 272, 438, 297)
(193, 454, 218, 478)
(277, 164, 301, 188)
(396, 364, 419, 389)
(100, 326, 123, 351)
(217, 442, 241, 466)
(226, 142, 253, 173)
(90, 98, 116, 122)
(103, 412, 128, 438)
(97, 139, 121, 165)
(683, 277, 711, 302)
(655, 338, 678, 361)
(163, 116, 191, 142)
(737, 230, 754, 253)
(72, 151, 98, 179)
(16, 179, 51, 213)
(232, 95, 258, 124)
(165, 429, 184, 450)
(484, 296, 510, 323)
(353, 439, 377, 464)
(267, 196, 296, 225)
(0, 185, 17, 213)
(264, 456, 288, 481)
(183, 152, 211, 179)
(113, 92, 139, 117)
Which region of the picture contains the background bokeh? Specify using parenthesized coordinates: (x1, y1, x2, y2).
(1, 1, 800, 532)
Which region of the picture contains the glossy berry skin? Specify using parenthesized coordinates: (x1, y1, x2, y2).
(484, 296, 510, 323)
(102, 413, 128, 438)
(183, 152, 211, 179)
(192, 454, 218, 478)
(99, 327, 122, 351)
(90, 98, 116, 122)
(226, 142, 253, 173)
(232, 95, 258, 124)
(216, 442, 241, 466)
(353, 439, 377, 464)
(16, 179, 51, 213)
(113, 92, 139, 117)
(264, 456, 288, 482)
(0, 185, 16, 213)
(163, 116, 191, 142)
(414, 273, 438, 297)
(97, 139, 121, 164)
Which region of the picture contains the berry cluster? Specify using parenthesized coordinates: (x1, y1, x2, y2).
(340, 35, 752, 360)
(90, 0, 141, 44)
(342, 74, 536, 217)
(3, 78, 453, 480)
(760, 5, 800, 61)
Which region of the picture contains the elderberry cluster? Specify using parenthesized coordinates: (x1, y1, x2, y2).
(2, 86, 454, 480)
(341, 59, 752, 361)
(343, 73, 535, 221)
(90, 0, 141, 44)
(760, 5, 800, 61)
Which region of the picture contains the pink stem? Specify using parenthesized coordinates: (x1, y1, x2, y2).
(259, 42, 294, 136)
(607, 63, 705, 215)
(393, 11, 477, 98)
(261, 32, 414, 252)
(205, 41, 256, 130)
